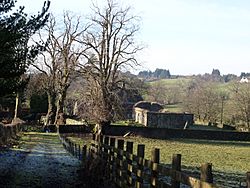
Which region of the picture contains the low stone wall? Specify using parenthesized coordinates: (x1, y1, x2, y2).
(103, 125, 250, 141)
(0, 123, 21, 145)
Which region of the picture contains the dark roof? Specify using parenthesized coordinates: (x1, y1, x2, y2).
(134, 101, 163, 112)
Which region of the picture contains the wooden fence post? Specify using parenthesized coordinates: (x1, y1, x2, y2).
(136, 144, 145, 188)
(69, 141, 72, 154)
(104, 136, 110, 178)
(99, 135, 104, 156)
(104, 136, 110, 158)
(71, 142, 74, 155)
(126, 141, 134, 187)
(78, 145, 81, 160)
(73, 143, 75, 157)
(74, 143, 77, 157)
(64, 137, 67, 148)
(246, 172, 250, 188)
(171, 154, 181, 188)
(82, 145, 87, 162)
(66, 138, 69, 151)
(151, 148, 160, 188)
(117, 139, 124, 187)
(109, 137, 116, 181)
(72, 143, 75, 156)
(100, 135, 104, 143)
(200, 163, 213, 183)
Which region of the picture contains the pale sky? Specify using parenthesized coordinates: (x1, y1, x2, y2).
(17, 0, 250, 76)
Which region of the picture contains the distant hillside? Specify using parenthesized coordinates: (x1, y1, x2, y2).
(142, 76, 239, 113)
(138, 68, 240, 83)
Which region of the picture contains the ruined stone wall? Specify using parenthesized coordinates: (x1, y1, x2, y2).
(146, 112, 194, 129)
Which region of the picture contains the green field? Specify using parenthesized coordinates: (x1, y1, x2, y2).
(68, 135, 249, 173)
(67, 134, 249, 186)
(124, 137, 249, 173)
(125, 137, 249, 187)
(148, 77, 193, 86)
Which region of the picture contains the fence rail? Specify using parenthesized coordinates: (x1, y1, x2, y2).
(59, 133, 250, 188)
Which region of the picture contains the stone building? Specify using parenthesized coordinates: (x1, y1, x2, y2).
(134, 101, 164, 125)
(146, 112, 194, 129)
(134, 101, 194, 129)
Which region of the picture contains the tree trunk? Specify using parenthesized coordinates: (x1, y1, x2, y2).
(102, 88, 113, 121)
(45, 91, 56, 126)
(94, 88, 113, 137)
(54, 89, 67, 125)
(14, 92, 20, 120)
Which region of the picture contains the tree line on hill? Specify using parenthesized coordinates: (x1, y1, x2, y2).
(138, 69, 171, 79)
(138, 68, 250, 83)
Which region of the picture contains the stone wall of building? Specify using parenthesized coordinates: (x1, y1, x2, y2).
(134, 107, 148, 126)
(146, 112, 194, 129)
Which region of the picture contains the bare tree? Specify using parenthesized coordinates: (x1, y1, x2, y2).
(145, 82, 167, 104)
(32, 12, 87, 125)
(231, 82, 250, 128)
(183, 79, 221, 123)
(80, 0, 143, 130)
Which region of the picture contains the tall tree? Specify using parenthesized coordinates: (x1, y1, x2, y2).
(32, 12, 87, 125)
(0, 0, 50, 97)
(0, 0, 50, 121)
(81, 0, 143, 131)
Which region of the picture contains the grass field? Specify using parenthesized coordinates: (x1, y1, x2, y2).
(124, 137, 249, 173)
(148, 77, 193, 86)
(126, 137, 249, 187)
(67, 135, 249, 173)
(67, 134, 249, 187)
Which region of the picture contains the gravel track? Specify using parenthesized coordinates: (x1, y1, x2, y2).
(0, 132, 86, 188)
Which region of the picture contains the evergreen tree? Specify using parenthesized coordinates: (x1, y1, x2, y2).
(0, 0, 50, 97)
(212, 69, 221, 77)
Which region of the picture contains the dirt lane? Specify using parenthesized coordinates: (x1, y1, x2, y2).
(0, 132, 85, 188)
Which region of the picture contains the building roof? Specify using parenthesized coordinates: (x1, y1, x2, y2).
(134, 101, 163, 112)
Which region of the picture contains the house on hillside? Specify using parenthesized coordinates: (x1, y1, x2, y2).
(240, 77, 249, 83)
(134, 101, 194, 129)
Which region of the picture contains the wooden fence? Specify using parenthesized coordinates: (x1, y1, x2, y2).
(58, 134, 88, 162)
(59, 134, 250, 188)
